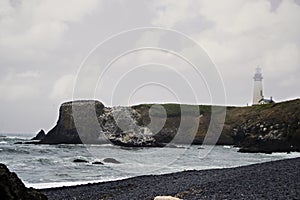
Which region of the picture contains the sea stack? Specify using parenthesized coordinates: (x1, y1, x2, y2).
(31, 130, 46, 141)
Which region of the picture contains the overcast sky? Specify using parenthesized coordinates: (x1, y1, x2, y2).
(0, 0, 300, 133)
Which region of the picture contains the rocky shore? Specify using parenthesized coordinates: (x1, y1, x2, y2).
(41, 157, 300, 200)
(0, 163, 47, 200)
(32, 99, 300, 153)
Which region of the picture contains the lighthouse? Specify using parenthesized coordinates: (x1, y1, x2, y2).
(252, 67, 263, 105)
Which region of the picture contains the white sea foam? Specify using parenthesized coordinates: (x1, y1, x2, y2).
(223, 145, 232, 149)
(266, 152, 300, 158)
(5, 136, 29, 140)
(25, 177, 130, 189)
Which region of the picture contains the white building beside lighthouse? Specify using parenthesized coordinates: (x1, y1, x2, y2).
(252, 67, 274, 105)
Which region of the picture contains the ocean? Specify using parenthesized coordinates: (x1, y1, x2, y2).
(1, 133, 299, 189)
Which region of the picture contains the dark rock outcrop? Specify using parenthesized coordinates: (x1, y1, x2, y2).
(0, 163, 47, 200)
(31, 130, 46, 141)
(103, 158, 121, 164)
(73, 159, 88, 163)
(92, 161, 104, 165)
(14, 142, 23, 144)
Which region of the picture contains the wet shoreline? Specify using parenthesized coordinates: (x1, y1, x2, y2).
(41, 157, 300, 200)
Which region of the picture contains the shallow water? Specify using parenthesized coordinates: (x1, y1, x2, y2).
(0, 133, 299, 189)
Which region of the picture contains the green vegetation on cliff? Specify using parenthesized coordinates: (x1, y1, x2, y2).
(132, 99, 300, 152)
(132, 103, 212, 117)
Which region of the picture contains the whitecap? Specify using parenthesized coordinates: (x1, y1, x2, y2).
(5, 136, 29, 140)
(25, 177, 130, 189)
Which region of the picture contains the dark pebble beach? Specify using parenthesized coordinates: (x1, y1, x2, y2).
(41, 157, 300, 200)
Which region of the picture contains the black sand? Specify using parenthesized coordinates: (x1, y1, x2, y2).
(41, 158, 300, 200)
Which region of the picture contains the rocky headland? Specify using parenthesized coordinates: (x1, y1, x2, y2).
(35, 99, 300, 153)
(38, 100, 161, 147)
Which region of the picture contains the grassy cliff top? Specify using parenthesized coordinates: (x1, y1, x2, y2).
(132, 98, 300, 118)
(226, 98, 300, 124)
(132, 103, 212, 116)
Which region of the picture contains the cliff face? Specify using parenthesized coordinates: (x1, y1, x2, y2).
(226, 99, 300, 153)
(39, 99, 300, 153)
(40, 100, 104, 144)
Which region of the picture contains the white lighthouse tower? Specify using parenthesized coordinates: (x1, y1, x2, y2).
(253, 67, 263, 105)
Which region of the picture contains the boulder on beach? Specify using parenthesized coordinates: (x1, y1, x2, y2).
(0, 163, 47, 200)
(31, 130, 46, 140)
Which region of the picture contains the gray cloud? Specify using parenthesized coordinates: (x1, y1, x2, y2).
(0, 0, 299, 133)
